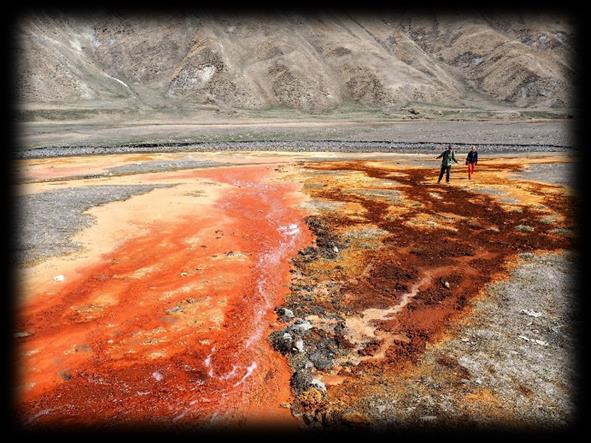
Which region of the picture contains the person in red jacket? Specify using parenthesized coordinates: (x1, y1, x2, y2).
(465, 146, 478, 179)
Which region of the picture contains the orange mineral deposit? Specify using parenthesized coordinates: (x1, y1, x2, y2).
(17, 165, 311, 427)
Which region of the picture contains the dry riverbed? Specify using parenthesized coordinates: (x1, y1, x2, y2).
(14, 150, 577, 429)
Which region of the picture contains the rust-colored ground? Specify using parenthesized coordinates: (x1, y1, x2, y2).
(16, 152, 575, 427)
(280, 157, 574, 425)
(17, 164, 311, 426)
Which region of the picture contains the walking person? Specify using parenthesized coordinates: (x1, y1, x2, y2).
(465, 146, 478, 179)
(436, 145, 459, 184)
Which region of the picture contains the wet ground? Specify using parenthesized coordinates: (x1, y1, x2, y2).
(274, 155, 575, 428)
(14, 150, 576, 428)
(16, 160, 311, 427)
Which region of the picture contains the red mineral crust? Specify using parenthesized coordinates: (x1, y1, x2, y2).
(17, 166, 311, 427)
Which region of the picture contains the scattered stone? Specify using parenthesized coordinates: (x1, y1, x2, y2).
(309, 350, 334, 370)
(14, 331, 32, 338)
(277, 307, 295, 320)
(520, 309, 543, 318)
(291, 320, 313, 333)
(53, 275, 65, 282)
(299, 387, 325, 408)
(519, 335, 547, 346)
(166, 306, 182, 314)
(358, 340, 382, 357)
(302, 413, 316, 425)
(294, 338, 305, 353)
(291, 370, 313, 394)
(334, 321, 347, 335)
(270, 330, 294, 354)
(515, 224, 535, 232)
(152, 371, 163, 381)
(310, 378, 327, 392)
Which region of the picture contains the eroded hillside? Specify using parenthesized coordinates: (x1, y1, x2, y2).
(17, 13, 574, 116)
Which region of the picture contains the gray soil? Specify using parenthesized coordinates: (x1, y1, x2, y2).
(106, 159, 228, 176)
(510, 162, 577, 187)
(368, 251, 578, 429)
(17, 184, 172, 265)
(23, 159, 232, 184)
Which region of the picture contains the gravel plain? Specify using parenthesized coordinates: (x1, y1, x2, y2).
(18, 140, 572, 160)
(16, 119, 575, 159)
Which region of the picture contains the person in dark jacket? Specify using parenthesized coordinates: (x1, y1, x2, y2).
(465, 146, 478, 179)
(436, 145, 458, 184)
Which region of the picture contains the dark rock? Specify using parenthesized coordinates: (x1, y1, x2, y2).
(304, 216, 342, 260)
(309, 351, 334, 370)
(297, 246, 318, 263)
(289, 320, 313, 335)
(303, 413, 316, 425)
(291, 370, 313, 394)
(58, 370, 72, 381)
(276, 307, 295, 320)
(357, 340, 382, 357)
(270, 330, 294, 354)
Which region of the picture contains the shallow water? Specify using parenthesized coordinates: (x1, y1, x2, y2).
(17, 165, 311, 426)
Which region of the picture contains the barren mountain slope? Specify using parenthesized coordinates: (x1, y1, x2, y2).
(16, 13, 575, 114)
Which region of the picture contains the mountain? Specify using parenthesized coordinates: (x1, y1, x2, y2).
(16, 13, 575, 116)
